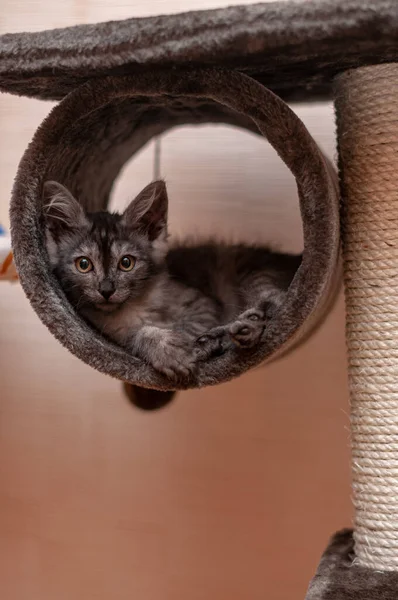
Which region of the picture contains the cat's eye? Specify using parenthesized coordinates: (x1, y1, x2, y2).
(75, 257, 93, 273)
(118, 255, 135, 272)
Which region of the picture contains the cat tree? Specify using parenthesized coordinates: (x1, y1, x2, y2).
(1, 0, 398, 596)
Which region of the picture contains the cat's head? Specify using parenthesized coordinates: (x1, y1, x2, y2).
(42, 180, 169, 312)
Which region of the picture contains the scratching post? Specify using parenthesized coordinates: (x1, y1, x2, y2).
(336, 63, 398, 571)
(306, 63, 398, 599)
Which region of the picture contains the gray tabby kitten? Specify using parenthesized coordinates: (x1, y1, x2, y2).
(43, 180, 300, 380)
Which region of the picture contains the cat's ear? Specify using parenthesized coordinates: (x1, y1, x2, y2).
(122, 181, 168, 241)
(42, 181, 88, 236)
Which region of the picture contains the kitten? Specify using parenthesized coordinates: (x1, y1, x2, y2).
(43, 180, 301, 380)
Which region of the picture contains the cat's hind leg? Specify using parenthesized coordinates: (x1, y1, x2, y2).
(195, 326, 230, 360)
(195, 307, 265, 357)
(194, 292, 286, 359)
(228, 307, 265, 348)
(226, 288, 288, 348)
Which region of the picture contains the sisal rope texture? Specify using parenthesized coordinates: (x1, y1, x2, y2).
(336, 63, 398, 570)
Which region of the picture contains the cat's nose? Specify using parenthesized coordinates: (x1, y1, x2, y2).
(99, 280, 115, 300)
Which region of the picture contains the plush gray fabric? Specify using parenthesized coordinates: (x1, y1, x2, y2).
(9, 67, 340, 390)
(306, 530, 398, 599)
(0, 0, 397, 102)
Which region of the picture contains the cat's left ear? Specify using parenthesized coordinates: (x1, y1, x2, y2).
(122, 181, 168, 241)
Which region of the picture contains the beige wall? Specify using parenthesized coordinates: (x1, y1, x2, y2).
(0, 1, 351, 599)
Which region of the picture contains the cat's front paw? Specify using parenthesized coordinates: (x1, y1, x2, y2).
(151, 336, 197, 381)
(228, 308, 265, 348)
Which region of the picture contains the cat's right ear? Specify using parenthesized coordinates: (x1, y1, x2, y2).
(42, 181, 88, 237)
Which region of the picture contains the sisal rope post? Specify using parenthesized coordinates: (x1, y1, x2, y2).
(335, 63, 398, 571)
